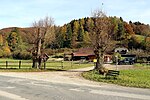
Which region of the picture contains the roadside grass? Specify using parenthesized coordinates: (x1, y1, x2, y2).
(134, 63, 150, 68)
(0, 68, 49, 72)
(82, 66, 150, 88)
(0, 58, 94, 71)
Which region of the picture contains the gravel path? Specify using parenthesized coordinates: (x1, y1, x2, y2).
(0, 64, 134, 87)
(0, 66, 103, 87)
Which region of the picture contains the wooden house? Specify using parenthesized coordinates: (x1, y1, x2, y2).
(72, 48, 113, 63)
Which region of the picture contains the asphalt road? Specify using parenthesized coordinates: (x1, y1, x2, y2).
(0, 75, 150, 100)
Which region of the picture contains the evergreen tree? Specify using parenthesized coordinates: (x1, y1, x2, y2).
(85, 18, 94, 32)
(60, 25, 67, 41)
(66, 24, 72, 40)
(7, 32, 19, 51)
(78, 25, 84, 41)
(71, 21, 80, 48)
(64, 24, 72, 48)
(79, 18, 85, 26)
(111, 17, 119, 40)
(53, 27, 64, 48)
(83, 31, 91, 46)
(117, 21, 125, 40)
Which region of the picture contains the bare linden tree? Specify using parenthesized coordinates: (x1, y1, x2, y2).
(32, 16, 55, 69)
(91, 9, 114, 74)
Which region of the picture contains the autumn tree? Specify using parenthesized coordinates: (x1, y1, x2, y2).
(65, 24, 72, 47)
(146, 37, 150, 51)
(7, 28, 22, 52)
(32, 16, 55, 69)
(143, 26, 150, 50)
(83, 31, 91, 46)
(78, 25, 84, 41)
(85, 17, 94, 32)
(54, 26, 64, 48)
(90, 10, 114, 73)
(0, 34, 3, 46)
(71, 21, 79, 48)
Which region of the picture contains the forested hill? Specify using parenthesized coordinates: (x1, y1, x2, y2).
(0, 16, 149, 58)
(55, 17, 150, 50)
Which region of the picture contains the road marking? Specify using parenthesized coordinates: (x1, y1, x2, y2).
(0, 86, 15, 89)
(0, 90, 29, 100)
(28, 81, 53, 88)
(90, 90, 150, 100)
(5, 86, 15, 89)
(70, 88, 85, 92)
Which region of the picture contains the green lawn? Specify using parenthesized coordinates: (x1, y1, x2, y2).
(134, 63, 150, 68)
(135, 35, 145, 42)
(82, 66, 150, 88)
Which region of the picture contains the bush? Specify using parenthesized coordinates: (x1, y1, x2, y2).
(52, 55, 64, 58)
(0, 49, 4, 57)
(2, 46, 11, 57)
(12, 51, 32, 60)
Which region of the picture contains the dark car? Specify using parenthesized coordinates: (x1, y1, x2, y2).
(118, 57, 135, 65)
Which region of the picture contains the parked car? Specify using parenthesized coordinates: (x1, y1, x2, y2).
(118, 57, 136, 65)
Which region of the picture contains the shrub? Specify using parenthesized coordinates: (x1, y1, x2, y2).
(12, 51, 32, 60)
(52, 55, 64, 58)
(0, 49, 3, 57)
(2, 46, 11, 57)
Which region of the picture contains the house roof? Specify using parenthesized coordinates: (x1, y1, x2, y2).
(73, 48, 95, 57)
(73, 53, 90, 57)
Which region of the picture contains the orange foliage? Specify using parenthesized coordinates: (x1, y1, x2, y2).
(124, 22, 135, 35)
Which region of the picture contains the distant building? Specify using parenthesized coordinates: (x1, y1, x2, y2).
(104, 55, 113, 63)
(72, 48, 95, 61)
(114, 47, 129, 54)
(72, 48, 113, 63)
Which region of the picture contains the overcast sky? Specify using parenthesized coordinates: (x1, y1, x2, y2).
(0, 0, 149, 29)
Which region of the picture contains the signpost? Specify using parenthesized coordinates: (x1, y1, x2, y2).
(93, 59, 97, 68)
(115, 56, 118, 71)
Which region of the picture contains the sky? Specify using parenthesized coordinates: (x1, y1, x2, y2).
(0, 0, 150, 29)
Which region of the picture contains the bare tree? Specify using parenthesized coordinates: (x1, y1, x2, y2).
(32, 16, 55, 69)
(90, 9, 114, 73)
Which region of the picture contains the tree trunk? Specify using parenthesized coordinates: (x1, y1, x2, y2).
(95, 53, 103, 69)
(32, 28, 42, 69)
(37, 28, 42, 69)
(38, 56, 42, 69)
(94, 49, 105, 75)
(32, 58, 38, 68)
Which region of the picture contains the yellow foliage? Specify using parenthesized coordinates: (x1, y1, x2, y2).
(2, 46, 11, 56)
(0, 34, 3, 46)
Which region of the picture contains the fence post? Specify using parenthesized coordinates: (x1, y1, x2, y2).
(61, 61, 63, 69)
(71, 60, 73, 67)
(44, 61, 46, 70)
(6, 61, 8, 69)
(19, 61, 21, 69)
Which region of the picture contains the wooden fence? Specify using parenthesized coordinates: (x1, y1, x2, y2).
(0, 60, 92, 70)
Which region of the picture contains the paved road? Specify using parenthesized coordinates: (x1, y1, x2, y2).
(0, 75, 150, 100)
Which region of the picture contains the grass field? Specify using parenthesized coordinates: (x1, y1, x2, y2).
(82, 65, 150, 88)
(0, 58, 94, 71)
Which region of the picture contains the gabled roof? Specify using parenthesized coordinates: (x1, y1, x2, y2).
(73, 53, 90, 57)
(73, 48, 95, 57)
